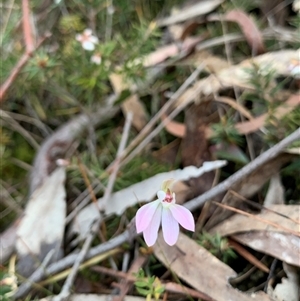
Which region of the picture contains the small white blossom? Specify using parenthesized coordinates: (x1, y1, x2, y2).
(76, 29, 99, 51)
(91, 53, 102, 65)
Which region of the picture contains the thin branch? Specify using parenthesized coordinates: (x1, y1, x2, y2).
(102, 111, 133, 209)
(13, 249, 55, 299)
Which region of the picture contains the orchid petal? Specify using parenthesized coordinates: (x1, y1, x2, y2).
(135, 200, 160, 233)
(169, 204, 195, 231)
(162, 209, 179, 246)
(84, 28, 93, 36)
(82, 41, 95, 51)
(157, 190, 166, 201)
(76, 34, 83, 42)
(143, 205, 162, 246)
(89, 36, 99, 44)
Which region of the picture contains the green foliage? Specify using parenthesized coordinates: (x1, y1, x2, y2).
(226, 0, 259, 11)
(0, 270, 16, 301)
(197, 232, 237, 263)
(265, 107, 300, 146)
(134, 269, 165, 301)
(58, 14, 85, 34)
(243, 63, 279, 113)
(289, 14, 300, 29)
(211, 117, 244, 145)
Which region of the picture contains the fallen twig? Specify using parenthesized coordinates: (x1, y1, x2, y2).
(228, 239, 269, 273)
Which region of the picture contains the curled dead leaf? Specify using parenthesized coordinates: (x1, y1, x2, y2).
(225, 10, 265, 54)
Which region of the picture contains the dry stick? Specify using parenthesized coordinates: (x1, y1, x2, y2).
(1, 0, 36, 101)
(14, 249, 55, 299)
(102, 112, 133, 209)
(53, 112, 133, 301)
(107, 63, 205, 171)
(65, 181, 103, 224)
(22, 0, 35, 53)
(13, 127, 300, 299)
(77, 159, 99, 206)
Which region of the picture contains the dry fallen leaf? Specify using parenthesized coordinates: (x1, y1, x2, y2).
(222, 10, 265, 54)
(235, 93, 300, 134)
(264, 173, 285, 206)
(210, 205, 299, 236)
(233, 231, 300, 267)
(70, 161, 227, 240)
(210, 205, 300, 266)
(182, 49, 230, 72)
(268, 262, 299, 301)
(153, 232, 271, 301)
(226, 10, 265, 54)
(157, 0, 225, 27)
(16, 166, 66, 277)
(175, 49, 300, 108)
(161, 114, 186, 137)
(143, 36, 205, 67)
(163, 94, 300, 138)
(121, 95, 148, 131)
(109, 73, 148, 131)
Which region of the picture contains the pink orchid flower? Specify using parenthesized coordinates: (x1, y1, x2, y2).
(135, 180, 195, 246)
(76, 29, 99, 51)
